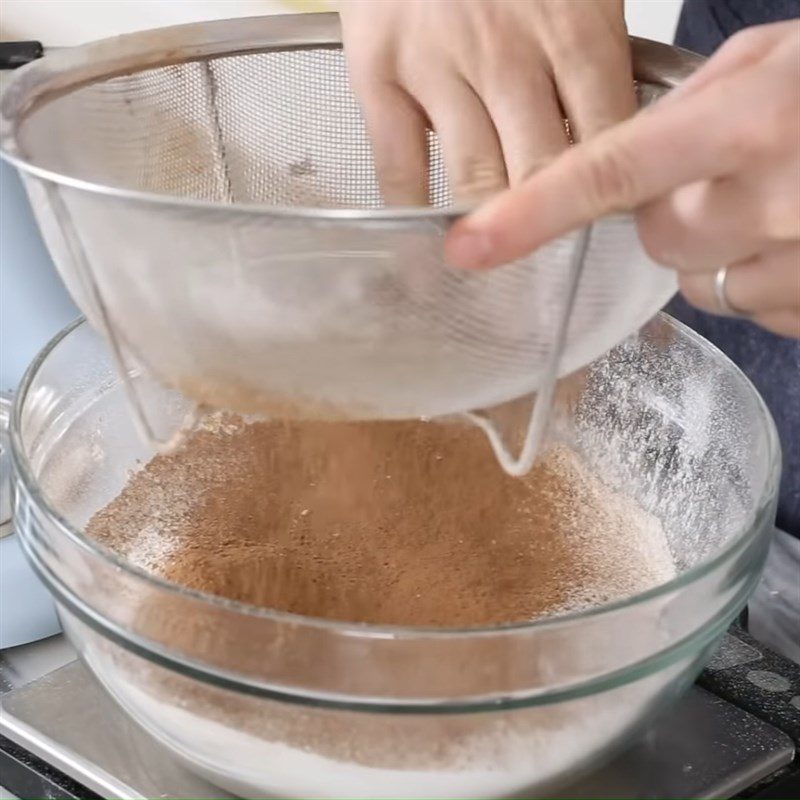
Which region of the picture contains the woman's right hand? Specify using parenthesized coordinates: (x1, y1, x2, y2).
(446, 21, 800, 338)
(338, 0, 636, 204)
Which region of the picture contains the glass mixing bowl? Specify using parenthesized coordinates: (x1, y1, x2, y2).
(11, 315, 779, 799)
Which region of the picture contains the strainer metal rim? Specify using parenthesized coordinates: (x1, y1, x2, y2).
(0, 13, 704, 223)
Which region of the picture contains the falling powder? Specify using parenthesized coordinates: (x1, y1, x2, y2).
(87, 414, 676, 625)
(83, 413, 679, 799)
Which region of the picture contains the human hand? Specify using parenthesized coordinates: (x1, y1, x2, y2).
(339, 0, 634, 204)
(446, 21, 800, 338)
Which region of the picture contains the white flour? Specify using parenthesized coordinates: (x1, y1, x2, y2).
(97, 659, 679, 800)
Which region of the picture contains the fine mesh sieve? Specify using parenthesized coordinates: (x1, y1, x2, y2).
(0, 14, 702, 474)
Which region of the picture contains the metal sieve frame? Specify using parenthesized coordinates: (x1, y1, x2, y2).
(0, 13, 703, 221)
(0, 14, 706, 472)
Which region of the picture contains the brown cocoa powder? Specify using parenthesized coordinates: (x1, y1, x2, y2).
(87, 414, 674, 626)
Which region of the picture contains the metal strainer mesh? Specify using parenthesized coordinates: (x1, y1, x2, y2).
(19, 49, 453, 208)
(1, 15, 690, 473)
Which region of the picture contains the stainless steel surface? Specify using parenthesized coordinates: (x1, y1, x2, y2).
(557, 689, 794, 799)
(0, 636, 75, 693)
(1, 658, 225, 799)
(0, 650, 794, 800)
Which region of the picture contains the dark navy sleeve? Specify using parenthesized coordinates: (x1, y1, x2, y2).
(668, 0, 800, 539)
(677, 0, 800, 57)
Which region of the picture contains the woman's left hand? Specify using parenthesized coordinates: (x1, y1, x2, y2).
(446, 20, 800, 338)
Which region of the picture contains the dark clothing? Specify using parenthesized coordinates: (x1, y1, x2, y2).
(668, 0, 800, 538)
(677, 0, 800, 54)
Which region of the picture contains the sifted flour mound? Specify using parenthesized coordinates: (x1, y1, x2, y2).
(83, 414, 679, 799)
(87, 414, 674, 625)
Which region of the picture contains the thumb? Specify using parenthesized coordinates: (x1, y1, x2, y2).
(446, 77, 741, 269)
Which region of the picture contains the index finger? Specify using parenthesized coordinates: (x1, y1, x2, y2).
(360, 83, 431, 206)
(446, 74, 744, 269)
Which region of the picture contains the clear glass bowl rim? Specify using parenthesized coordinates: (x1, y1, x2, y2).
(9, 315, 782, 644)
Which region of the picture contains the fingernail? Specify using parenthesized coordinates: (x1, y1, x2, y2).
(446, 230, 493, 270)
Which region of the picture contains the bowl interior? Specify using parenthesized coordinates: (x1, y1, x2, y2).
(10, 314, 780, 799)
(18, 314, 778, 596)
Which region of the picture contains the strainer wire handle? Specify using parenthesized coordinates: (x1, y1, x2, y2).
(0, 41, 44, 70)
(43, 182, 200, 452)
(465, 224, 591, 477)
